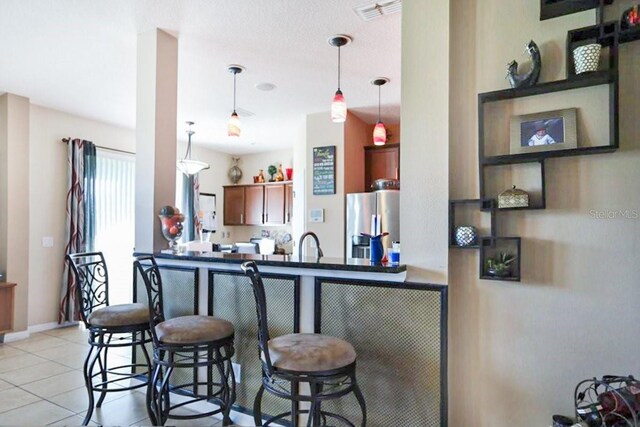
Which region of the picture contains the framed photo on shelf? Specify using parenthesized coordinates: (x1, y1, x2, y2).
(509, 108, 577, 155)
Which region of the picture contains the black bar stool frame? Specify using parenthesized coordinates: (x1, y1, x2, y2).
(242, 261, 367, 427)
(66, 252, 153, 426)
(135, 255, 236, 426)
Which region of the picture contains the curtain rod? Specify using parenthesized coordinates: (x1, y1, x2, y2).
(61, 138, 135, 156)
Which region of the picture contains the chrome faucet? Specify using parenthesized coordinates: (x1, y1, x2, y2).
(298, 231, 324, 260)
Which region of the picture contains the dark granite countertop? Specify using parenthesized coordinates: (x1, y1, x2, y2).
(148, 251, 407, 274)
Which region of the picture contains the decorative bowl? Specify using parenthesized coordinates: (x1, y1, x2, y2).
(573, 43, 601, 74)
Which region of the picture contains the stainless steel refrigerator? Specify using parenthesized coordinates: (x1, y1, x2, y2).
(346, 190, 399, 259)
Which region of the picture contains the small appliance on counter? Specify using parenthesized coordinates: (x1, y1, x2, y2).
(250, 238, 276, 255)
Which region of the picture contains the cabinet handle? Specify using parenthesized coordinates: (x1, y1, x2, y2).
(240, 213, 244, 224)
(287, 213, 290, 223)
(395, 167, 399, 180)
(265, 213, 268, 223)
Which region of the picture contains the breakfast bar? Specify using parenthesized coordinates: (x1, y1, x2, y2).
(133, 252, 447, 426)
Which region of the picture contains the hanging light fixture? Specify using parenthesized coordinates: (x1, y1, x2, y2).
(371, 77, 389, 146)
(227, 65, 245, 137)
(328, 35, 352, 123)
(177, 121, 210, 176)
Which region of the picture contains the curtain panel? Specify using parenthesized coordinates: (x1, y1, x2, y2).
(58, 139, 96, 323)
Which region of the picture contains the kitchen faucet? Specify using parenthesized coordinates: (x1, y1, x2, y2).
(298, 231, 324, 261)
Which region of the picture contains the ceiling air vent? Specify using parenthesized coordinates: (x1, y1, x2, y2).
(353, 0, 402, 22)
(232, 107, 255, 118)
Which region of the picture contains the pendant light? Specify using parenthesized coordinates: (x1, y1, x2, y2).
(328, 35, 352, 123)
(177, 121, 210, 176)
(227, 65, 245, 137)
(372, 78, 389, 146)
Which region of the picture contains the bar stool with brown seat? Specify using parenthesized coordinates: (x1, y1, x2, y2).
(66, 252, 153, 426)
(241, 261, 367, 427)
(134, 255, 236, 426)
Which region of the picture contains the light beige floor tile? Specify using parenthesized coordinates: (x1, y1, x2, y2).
(8, 334, 69, 353)
(0, 353, 48, 373)
(0, 344, 26, 360)
(0, 379, 13, 391)
(0, 399, 75, 425)
(47, 414, 97, 426)
(20, 370, 86, 398)
(84, 391, 151, 426)
(0, 360, 73, 386)
(48, 385, 135, 414)
(43, 326, 90, 345)
(36, 342, 89, 361)
(131, 413, 221, 426)
(0, 386, 41, 413)
(54, 351, 88, 369)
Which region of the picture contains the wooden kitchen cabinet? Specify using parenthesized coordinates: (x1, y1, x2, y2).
(285, 184, 293, 224)
(223, 186, 245, 225)
(0, 282, 16, 333)
(264, 184, 285, 225)
(365, 143, 400, 191)
(244, 186, 265, 225)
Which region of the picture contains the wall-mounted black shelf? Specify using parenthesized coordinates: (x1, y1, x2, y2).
(448, 199, 496, 249)
(482, 145, 618, 165)
(479, 237, 522, 282)
(540, 0, 613, 21)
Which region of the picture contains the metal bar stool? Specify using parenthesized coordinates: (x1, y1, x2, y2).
(66, 252, 153, 426)
(241, 261, 367, 427)
(134, 255, 236, 426)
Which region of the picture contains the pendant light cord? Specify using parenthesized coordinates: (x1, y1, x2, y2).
(337, 46, 341, 90)
(378, 84, 381, 121)
(233, 71, 237, 112)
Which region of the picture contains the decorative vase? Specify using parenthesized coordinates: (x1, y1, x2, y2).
(369, 235, 384, 264)
(573, 43, 601, 74)
(455, 226, 478, 247)
(286, 168, 293, 181)
(228, 157, 242, 184)
(158, 214, 185, 252)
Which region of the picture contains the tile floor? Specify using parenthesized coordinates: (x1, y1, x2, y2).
(0, 326, 225, 426)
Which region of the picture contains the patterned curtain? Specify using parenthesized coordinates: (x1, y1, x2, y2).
(58, 139, 96, 323)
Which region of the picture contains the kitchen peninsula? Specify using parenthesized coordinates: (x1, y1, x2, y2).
(136, 251, 447, 426)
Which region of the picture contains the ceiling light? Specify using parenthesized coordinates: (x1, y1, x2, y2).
(227, 65, 245, 137)
(328, 35, 352, 123)
(255, 82, 276, 91)
(372, 77, 389, 146)
(177, 121, 210, 176)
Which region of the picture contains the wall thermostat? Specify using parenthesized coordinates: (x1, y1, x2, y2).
(309, 208, 325, 223)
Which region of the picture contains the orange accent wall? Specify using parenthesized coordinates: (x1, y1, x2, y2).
(343, 112, 369, 193)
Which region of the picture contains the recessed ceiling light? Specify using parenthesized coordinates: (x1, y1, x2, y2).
(255, 82, 276, 91)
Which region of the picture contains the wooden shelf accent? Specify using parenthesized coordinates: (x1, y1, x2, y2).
(0, 282, 17, 333)
(479, 237, 522, 282)
(448, 199, 496, 249)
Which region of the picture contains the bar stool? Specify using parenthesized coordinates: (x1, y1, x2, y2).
(241, 261, 367, 427)
(66, 252, 153, 426)
(134, 255, 236, 426)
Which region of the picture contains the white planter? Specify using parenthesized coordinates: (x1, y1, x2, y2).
(573, 43, 601, 74)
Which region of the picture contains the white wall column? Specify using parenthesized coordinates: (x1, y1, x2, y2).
(0, 93, 30, 332)
(135, 29, 178, 253)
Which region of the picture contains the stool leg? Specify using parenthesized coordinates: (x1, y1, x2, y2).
(307, 383, 317, 427)
(221, 346, 235, 426)
(81, 344, 98, 426)
(291, 380, 299, 426)
(253, 383, 265, 427)
(352, 380, 367, 427)
(96, 333, 111, 407)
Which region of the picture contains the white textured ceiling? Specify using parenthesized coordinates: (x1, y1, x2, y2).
(0, 0, 401, 154)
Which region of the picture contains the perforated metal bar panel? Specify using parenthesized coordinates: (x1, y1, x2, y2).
(209, 271, 298, 420)
(134, 265, 198, 391)
(317, 280, 446, 427)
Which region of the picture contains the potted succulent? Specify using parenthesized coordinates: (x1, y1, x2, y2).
(485, 252, 516, 278)
(267, 164, 277, 182)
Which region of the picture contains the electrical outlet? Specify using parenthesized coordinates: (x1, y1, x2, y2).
(232, 362, 241, 383)
(42, 236, 54, 248)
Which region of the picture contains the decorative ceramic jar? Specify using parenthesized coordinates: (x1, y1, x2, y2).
(498, 185, 529, 209)
(455, 226, 478, 247)
(227, 157, 242, 184)
(573, 43, 601, 74)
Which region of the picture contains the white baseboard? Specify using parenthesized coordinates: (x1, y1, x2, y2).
(1, 321, 79, 343)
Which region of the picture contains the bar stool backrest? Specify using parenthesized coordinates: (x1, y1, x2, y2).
(66, 252, 110, 328)
(134, 255, 166, 346)
(241, 261, 275, 376)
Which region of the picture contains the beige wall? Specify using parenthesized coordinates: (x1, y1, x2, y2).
(448, 1, 640, 425)
(0, 94, 30, 332)
(401, 0, 450, 284)
(304, 112, 345, 258)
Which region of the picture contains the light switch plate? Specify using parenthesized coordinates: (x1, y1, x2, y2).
(42, 236, 54, 248)
(309, 208, 324, 223)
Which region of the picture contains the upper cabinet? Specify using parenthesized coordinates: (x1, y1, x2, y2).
(364, 143, 400, 192)
(223, 182, 291, 226)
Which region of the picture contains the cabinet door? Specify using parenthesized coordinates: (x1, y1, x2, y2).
(223, 186, 245, 225)
(365, 145, 399, 191)
(285, 184, 293, 224)
(244, 186, 265, 225)
(264, 185, 285, 225)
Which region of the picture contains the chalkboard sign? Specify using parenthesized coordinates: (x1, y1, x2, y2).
(313, 146, 336, 195)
